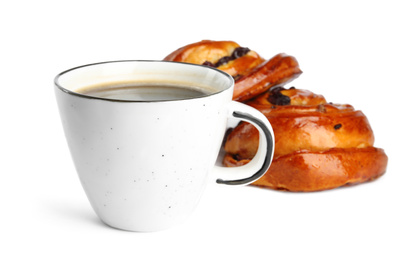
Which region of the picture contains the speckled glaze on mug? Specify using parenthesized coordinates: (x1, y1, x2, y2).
(55, 61, 274, 232)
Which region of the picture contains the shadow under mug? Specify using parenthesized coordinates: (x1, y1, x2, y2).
(55, 60, 274, 232)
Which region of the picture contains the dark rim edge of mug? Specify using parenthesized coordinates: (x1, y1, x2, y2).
(54, 60, 235, 103)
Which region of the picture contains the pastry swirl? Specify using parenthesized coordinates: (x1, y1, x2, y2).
(223, 88, 388, 191)
(164, 40, 302, 102)
(164, 40, 388, 191)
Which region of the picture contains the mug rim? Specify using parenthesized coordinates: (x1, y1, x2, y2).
(54, 60, 235, 103)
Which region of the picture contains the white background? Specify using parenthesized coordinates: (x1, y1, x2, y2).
(1, 0, 418, 259)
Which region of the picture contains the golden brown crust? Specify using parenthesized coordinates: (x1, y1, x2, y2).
(164, 40, 388, 192)
(226, 89, 375, 158)
(163, 40, 302, 102)
(233, 54, 301, 102)
(223, 88, 388, 191)
(224, 147, 388, 192)
(164, 40, 241, 65)
(218, 50, 264, 78)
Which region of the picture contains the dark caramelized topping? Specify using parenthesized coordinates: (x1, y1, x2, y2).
(267, 86, 291, 106)
(231, 47, 250, 59)
(202, 47, 251, 68)
(233, 154, 244, 161)
(215, 56, 233, 67)
(233, 74, 243, 81)
(202, 61, 215, 67)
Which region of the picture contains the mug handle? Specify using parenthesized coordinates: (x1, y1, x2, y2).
(214, 101, 275, 185)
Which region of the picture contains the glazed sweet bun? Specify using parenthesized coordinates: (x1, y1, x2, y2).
(223, 87, 388, 191)
(164, 40, 302, 102)
(164, 40, 388, 192)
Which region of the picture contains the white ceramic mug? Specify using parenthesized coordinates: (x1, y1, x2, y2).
(55, 60, 274, 232)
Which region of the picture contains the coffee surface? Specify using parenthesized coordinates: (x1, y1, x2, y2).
(77, 83, 214, 101)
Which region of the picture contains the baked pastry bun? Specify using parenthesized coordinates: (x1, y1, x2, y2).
(223, 87, 388, 191)
(164, 40, 302, 102)
(164, 40, 388, 192)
